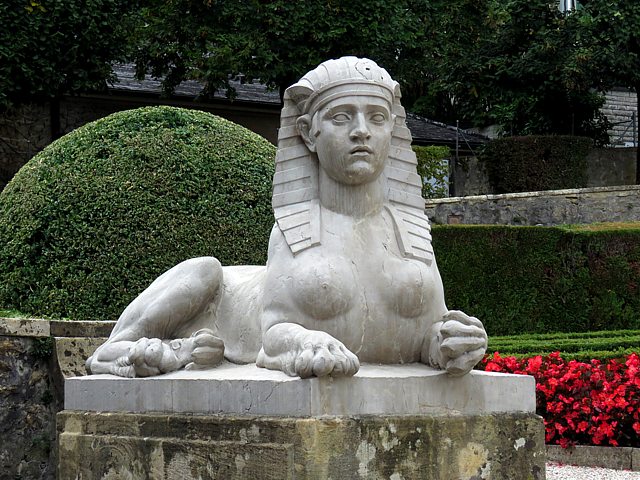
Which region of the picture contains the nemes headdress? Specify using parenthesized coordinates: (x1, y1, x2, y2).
(272, 56, 433, 264)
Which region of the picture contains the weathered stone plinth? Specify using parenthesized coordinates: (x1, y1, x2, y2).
(58, 364, 546, 479)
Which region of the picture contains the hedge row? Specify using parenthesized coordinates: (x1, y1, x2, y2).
(433, 223, 640, 336)
(480, 135, 592, 193)
(487, 348, 639, 363)
(0, 107, 276, 320)
(487, 330, 640, 362)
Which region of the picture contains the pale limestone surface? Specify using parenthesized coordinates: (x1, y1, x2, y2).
(425, 184, 640, 226)
(0, 317, 50, 337)
(547, 445, 640, 471)
(86, 57, 487, 380)
(67, 362, 534, 415)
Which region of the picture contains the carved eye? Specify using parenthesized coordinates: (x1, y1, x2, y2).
(370, 112, 387, 123)
(332, 112, 350, 122)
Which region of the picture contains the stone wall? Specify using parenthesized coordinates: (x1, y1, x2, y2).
(0, 318, 112, 480)
(425, 185, 640, 226)
(0, 319, 59, 480)
(451, 155, 491, 197)
(585, 147, 637, 188)
(0, 104, 51, 191)
(0, 99, 115, 190)
(58, 411, 546, 479)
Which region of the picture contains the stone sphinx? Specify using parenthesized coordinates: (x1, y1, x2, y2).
(87, 57, 488, 379)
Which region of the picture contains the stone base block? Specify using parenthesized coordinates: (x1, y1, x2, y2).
(65, 363, 536, 416)
(57, 410, 545, 480)
(59, 364, 545, 478)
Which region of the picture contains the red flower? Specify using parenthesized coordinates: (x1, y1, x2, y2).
(526, 355, 543, 374)
(480, 351, 640, 448)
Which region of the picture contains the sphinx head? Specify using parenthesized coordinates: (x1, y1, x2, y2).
(290, 57, 398, 185)
(273, 57, 430, 261)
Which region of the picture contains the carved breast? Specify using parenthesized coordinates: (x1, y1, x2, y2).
(380, 256, 428, 318)
(291, 259, 358, 320)
(291, 242, 429, 322)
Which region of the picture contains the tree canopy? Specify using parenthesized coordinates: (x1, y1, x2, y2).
(579, 0, 640, 93)
(0, 0, 137, 111)
(2, 0, 638, 149)
(412, 0, 611, 143)
(127, 0, 620, 144)
(577, 0, 640, 180)
(129, 0, 431, 99)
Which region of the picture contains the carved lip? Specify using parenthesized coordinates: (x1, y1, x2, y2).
(350, 145, 373, 154)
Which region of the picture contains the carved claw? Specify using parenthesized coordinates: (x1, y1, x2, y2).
(126, 330, 224, 376)
(128, 337, 163, 376)
(112, 360, 137, 378)
(426, 310, 488, 376)
(293, 331, 360, 378)
(188, 328, 225, 369)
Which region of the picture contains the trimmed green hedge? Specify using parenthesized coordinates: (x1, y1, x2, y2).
(0, 106, 275, 320)
(433, 223, 640, 336)
(487, 329, 640, 362)
(480, 135, 592, 193)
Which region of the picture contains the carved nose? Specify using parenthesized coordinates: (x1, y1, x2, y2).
(350, 114, 371, 140)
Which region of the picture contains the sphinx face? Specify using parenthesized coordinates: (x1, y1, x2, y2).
(310, 96, 393, 185)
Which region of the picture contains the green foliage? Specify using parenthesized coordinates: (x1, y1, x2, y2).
(412, 146, 450, 199)
(129, 0, 428, 99)
(30, 431, 52, 456)
(488, 329, 640, 361)
(0, 308, 29, 318)
(577, 0, 640, 181)
(480, 135, 592, 193)
(0, 0, 138, 110)
(40, 389, 53, 406)
(409, 0, 610, 144)
(433, 223, 640, 336)
(0, 106, 275, 320)
(31, 337, 53, 360)
(578, 0, 640, 93)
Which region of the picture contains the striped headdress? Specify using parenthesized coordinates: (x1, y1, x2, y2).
(272, 57, 433, 264)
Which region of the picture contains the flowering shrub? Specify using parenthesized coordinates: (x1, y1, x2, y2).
(481, 352, 640, 448)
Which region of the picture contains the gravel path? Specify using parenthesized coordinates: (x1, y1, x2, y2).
(547, 462, 640, 479)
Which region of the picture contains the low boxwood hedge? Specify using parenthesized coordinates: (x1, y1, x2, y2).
(0, 106, 275, 320)
(487, 329, 640, 362)
(433, 223, 640, 335)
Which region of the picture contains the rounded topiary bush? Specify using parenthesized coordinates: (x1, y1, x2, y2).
(0, 106, 276, 320)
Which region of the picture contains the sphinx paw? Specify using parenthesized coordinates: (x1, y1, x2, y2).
(112, 361, 137, 378)
(293, 332, 359, 378)
(187, 328, 225, 369)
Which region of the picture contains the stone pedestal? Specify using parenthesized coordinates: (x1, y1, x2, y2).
(58, 363, 546, 479)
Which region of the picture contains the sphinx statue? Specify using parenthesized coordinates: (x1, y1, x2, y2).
(87, 57, 488, 379)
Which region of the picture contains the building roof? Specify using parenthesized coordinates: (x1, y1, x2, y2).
(111, 64, 281, 107)
(110, 64, 488, 153)
(405, 113, 487, 153)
